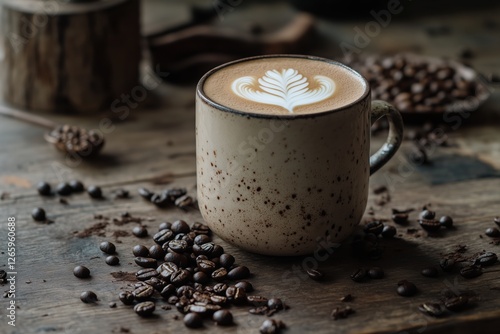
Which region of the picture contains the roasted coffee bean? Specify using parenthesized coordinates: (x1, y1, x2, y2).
(247, 295, 268, 306)
(418, 302, 444, 317)
(80, 291, 98, 303)
(151, 193, 171, 207)
(99, 241, 116, 254)
(153, 229, 174, 245)
(235, 281, 254, 292)
(197, 259, 216, 273)
(421, 267, 439, 278)
(473, 252, 498, 267)
(306, 269, 324, 281)
(132, 285, 154, 300)
(397, 280, 417, 297)
(260, 319, 285, 334)
(171, 220, 190, 234)
(167, 296, 179, 304)
(226, 287, 247, 305)
(249, 306, 270, 315)
(170, 269, 191, 286)
(144, 277, 167, 291)
(418, 219, 441, 232)
(32, 207, 46, 221)
(168, 239, 189, 253)
(439, 216, 454, 228)
(392, 213, 409, 225)
(105, 255, 120, 266)
(73, 265, 90, 279)
(136, 268, 159, 281)
(350, 268, 367, 282)
(36, 181, 52, 196)
(119, 291, 134, 305)
(158, 262, 179, 280)
(132, 245, 149, 257)
(132, 225, 148, 238)
(227, 265, 250, 280)
(165, 188, 187, 201)
(194, 234, 211, 245)
(267, 298, 284, 310)
(331, 306, 355, 320)
(148, 244, 165, 260)
(138, 188, 154, 200)
(485, 227, 500, 237)
(494, 217, 500, 228)
(420, 209, 436, 220)
(381, 225, 397, 238)
(193, 271, 210, 284)
(444, 295, 469, 311)
(219, 253, 235, 268)
(364, 221, 384, 235)
(160, 284, 176, 299)
(87, 185, 103, 199)
(56, 182, 72, 196)
(69, 180, 84, 193)
(368, 267, 384, 279)
(191, 222, 211, 235)
(213, 283, 228, 295)
(158, 221, 172, 230)
(134, 257, 157, 268)
(184, 312, 203, 328)
(460, 265, 482, 279)
(164, 252, 189, 267)
(188, 304, 209, 315)
(213, 310, 233, 326)
(440, 258, 456, 272)
(211, 295, 228, 305)
(134, 301, 155, 317)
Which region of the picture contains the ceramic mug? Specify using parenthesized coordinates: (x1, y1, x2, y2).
(196, 54, 403, 256)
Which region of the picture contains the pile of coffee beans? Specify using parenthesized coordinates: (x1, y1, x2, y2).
(346, 54, 486, 113)
(35, 180, 103, 199)
(138, 187, 195, 210)
(417, 208, 454, 232)
(46, 124, 105, 158)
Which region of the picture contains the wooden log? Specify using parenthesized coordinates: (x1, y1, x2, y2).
(0, 0, 141, 113)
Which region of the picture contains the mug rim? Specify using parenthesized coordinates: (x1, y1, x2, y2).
(196, 54, 371, 119)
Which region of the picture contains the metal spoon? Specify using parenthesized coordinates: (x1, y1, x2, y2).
(0, 103, 105, 158)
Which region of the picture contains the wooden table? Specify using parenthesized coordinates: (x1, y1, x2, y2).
(1, 1, 500, 333)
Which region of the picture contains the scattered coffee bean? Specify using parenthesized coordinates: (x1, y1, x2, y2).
(69, 180, 84, 193)
(368, 267, 384, 279)
(392, 213, 408, 225)
(171, 220, 190, 234)
(397, 280, 417, 297)
(439, 216, 454, 228)
(440, 258, 456, 272)
(420, 210, 436, 220)
(99, 241, 116, 254)
(418, 302, 444, 317)
(153, 229, 174, 245)
(148, 244, 164, 260)
(158, 222, 172, 230)
(421, 267, 439, 277)
(213, 309, 233, 326)
(219, 253, 235, 268)
(485, 227, 500, 237)
(132, 225, 148, 238)
(109, 302, 117, 308)
(134, 257, 157, 268)
(136, 268, 159, 281)
(36, 181, 52, 196)
(132, 244, 149, 257)
(119, 291, 134, 305)
(418, 219, 441, 232)
(340, 294, 353, 302)
(31, 207, 46, 221)
(73, 265, 90, 279)
(350, 268, 367, 282)
(134, 301, 155, 317)
(494, 217, 500, 228)
(184, 312, 203, 328)
(227, 266, 250, 280)
(235, 281, 254, 292)
(80, 291, 98, 303)
(460, 265, 482, 279)
(87, 185, 103, 199)
(260, 319, 285, 334)
(138, 188, 153, 200)
(473, 252, 498, 266)
(305, 268, 324, 281)
(381, 225, 397, 238)
(105, 255, 120, 266)
(331, 306, 355, 320)
(56, 182, 72, 196)
(267, 298, 284, 310)
(364, 221, 384, 235)
(444, 295, 469, 311)
(132, 284, 154, 300)
(175, 195, 194, 209)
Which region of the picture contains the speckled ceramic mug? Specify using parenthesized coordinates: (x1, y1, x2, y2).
(196, 55, 403, 256)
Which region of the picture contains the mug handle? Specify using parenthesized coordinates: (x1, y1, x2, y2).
(369, 100, 404, 175)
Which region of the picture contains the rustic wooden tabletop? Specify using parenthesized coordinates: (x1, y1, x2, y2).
(1, 1, 500, 334)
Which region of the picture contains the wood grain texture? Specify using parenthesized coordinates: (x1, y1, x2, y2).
(0, 0, 140, 112)
(0, 1, 500, 334)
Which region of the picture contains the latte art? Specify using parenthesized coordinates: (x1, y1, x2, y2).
(231, 68, 336, 113)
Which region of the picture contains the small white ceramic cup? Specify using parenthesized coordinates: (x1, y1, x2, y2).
(196, 55, 403, 256)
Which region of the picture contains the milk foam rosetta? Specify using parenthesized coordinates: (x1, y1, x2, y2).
(203, 57, 367, 115)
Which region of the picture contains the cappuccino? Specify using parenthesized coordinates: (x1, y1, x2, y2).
(202, 56, 367, 115)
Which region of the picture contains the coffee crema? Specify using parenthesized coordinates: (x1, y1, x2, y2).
(203, 57, 367, 115)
